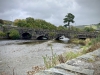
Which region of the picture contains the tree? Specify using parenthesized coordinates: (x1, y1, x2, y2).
(63, 13, 75, 30)
(26, 17, 34, 23)
(14, 17, 57, 30)
(14, 19, 21, 26)
(14, 19, 27, 27)
(34, 19, 57, 30)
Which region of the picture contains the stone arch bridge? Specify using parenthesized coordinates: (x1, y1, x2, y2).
(1, 27, 99, 40)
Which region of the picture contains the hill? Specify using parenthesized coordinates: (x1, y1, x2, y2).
(75, 24, 100, 30)
(0, 19, 12, 25)
(3, 20, 12, 25)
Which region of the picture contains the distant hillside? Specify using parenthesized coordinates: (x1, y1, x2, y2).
(3, 20, 13, 25)
(75, 25, 87, 29)
(0, 19, 12, 25)
(75, 24, 99, 30)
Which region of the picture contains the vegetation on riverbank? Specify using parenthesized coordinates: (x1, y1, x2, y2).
(86, 35, 100, 53)
(42, 46, 86, 69)
(0, 31, 6, 38)
(9, 29, 20, 39)
(26, 36, 100, 75)
(42, 36, 100, 69)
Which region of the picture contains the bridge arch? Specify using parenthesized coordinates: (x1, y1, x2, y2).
(22, 32, 32, 39)
(55, 36, 62, 40)
(37, 35, 48, 40)
(7, 32, 10, 39)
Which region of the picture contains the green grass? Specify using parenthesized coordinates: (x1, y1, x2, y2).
(69, 39, 86, 45)
(65, 51, 81, 61)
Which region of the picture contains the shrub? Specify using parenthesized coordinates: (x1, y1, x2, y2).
(69, 39, 86, 45)
(87, 36, 100, 53)
(84, 35, 100, 53)
(9, 29, 20, 39)
(87, 42, 100, 53)
(0, 31, 5, 37)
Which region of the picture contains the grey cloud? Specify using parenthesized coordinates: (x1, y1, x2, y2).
(0, 0, 100, 26)
(23, 1, 66, 16)
(74, 0, 100, 24)
(76, 0, 100, 9)
(0, 0, 20, 12)
(22, 0, 75, 25)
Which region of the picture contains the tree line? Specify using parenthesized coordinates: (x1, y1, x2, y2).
(0, 13, 100, 32)
(0, 13, 99, 39)
(14, 17, 57, 30)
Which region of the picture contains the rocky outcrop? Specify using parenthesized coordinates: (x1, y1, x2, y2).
(35, 49, 100, 75)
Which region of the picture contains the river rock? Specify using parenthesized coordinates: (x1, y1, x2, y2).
(55, 63, 94, 75)
(66, 59, 94, 69)
(35, 71, 64, 75)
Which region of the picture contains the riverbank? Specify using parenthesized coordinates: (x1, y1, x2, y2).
(34, 48, 100, 75)
(0, 40, 82, 75)
(30, 37, 100, 75)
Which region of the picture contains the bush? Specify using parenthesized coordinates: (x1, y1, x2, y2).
(9, 29, 20, 39)
(86, 35, 100, 53)
(87, 42, 100, 53)
(69, 39, 86, 45)
(0, 31, 5, 37)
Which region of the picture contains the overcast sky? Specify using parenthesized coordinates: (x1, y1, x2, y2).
(0, 0, 100, 26)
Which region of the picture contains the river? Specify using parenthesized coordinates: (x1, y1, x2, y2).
(0, 40, 81, 75)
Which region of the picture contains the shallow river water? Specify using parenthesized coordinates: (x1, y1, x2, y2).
(0, 40, 81, 75)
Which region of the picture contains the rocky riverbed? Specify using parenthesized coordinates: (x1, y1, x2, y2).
(0, 40, 82, 75)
